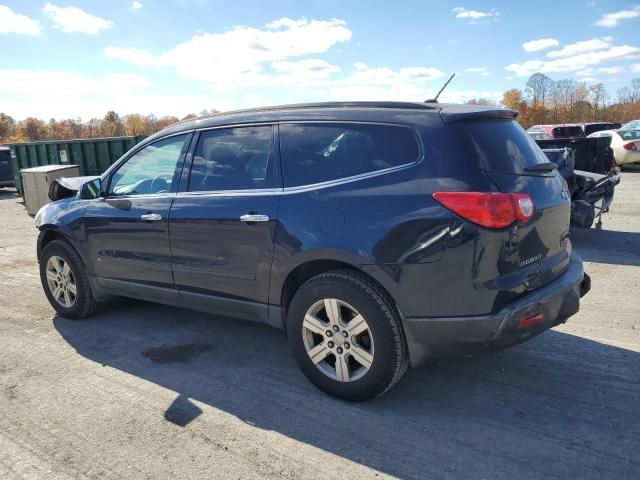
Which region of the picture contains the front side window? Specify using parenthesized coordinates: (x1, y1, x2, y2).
(109, 135, 187, 196)
(280, 123, 419, 187)
(188, 126, 274, 191)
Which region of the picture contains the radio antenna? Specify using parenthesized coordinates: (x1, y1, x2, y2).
(425, 73, 455, 103)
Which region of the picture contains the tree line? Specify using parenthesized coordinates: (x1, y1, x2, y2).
(0, 109, 219, 144)
(500, 73, 640, 128)
(2, 74, 640, 143)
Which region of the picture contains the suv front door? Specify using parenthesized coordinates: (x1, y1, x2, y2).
(168, 125, 280, 325)
(84, 133, 191, 296)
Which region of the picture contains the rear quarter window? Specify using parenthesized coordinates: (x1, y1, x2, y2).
(279, 123, 419, 187)
(450, 119, 549, 174)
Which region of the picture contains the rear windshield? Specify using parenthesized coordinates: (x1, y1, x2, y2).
(619, 130, 640, 141)
(552, 126, 584, 138)
(450, 119, 549, 174)
(584, 123, 616, 135)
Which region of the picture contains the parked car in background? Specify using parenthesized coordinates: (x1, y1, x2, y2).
(34, 102, 590, 401)
(620, 120, 640, 130)
(575, 122, 621, 136)
(527, 124, 586, 140)
(588, 130, 640, 166)
(0, 146, 15, 188)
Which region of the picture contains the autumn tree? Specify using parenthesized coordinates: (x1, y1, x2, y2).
(0, 113, 16, 142)
(465, 98, 496, 106)
(16, 118, 48, 141)
(102, 111, 123, 137)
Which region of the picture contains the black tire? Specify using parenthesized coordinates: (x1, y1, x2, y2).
(287, 270, 408, 401)
(39, 239, 101, 319)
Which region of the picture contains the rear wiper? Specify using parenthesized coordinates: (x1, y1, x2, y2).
(525, 162, 556, 172)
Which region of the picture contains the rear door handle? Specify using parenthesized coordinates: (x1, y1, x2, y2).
(140, 213, 162, 221)
(240, 214, 270, 223)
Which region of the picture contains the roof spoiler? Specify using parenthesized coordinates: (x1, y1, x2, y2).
(440, 105, 519, 123)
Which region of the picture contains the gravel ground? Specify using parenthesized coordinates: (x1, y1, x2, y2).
(0, 170, 639, 480)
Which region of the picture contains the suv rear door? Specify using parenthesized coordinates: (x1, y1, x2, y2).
(168, 125, 280, 325)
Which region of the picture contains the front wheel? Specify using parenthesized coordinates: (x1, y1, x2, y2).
(39, 239, 101, 319)
(287, 270, 408, 401)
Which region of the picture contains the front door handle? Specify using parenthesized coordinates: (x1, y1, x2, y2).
(140, 213, 162, 221)
(240, 214, 270, 223)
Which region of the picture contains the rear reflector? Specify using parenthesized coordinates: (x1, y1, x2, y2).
(519, 313, 544, 329)
(623, 142, 637, 151)
(432, 192, 536, 229)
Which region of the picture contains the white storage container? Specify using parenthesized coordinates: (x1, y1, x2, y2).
(20, 165, 80, 215)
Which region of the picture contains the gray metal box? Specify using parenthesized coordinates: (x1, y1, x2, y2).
(20, 165, 80, 215)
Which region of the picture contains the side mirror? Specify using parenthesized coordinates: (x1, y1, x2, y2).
(80, 178, 102, 199)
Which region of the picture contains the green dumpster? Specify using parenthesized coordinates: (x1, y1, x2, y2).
(6, 135, 146, 194)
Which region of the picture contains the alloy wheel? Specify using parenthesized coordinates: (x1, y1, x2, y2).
(45, 256, 77, 308)
(302, 298, 374, 382)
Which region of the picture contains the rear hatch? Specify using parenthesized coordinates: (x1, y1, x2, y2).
(442, 108, 571, 290)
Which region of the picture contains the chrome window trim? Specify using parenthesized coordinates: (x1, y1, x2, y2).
(173, 120, 424, 196)
(102, 192, 176, 201)
(177, 161, 416, 197)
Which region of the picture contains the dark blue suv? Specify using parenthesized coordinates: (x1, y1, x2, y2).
(35, 102, 590, 400)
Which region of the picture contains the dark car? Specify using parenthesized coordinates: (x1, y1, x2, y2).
(527, 124, 586, 140)
(0, 146, 15, 187)
(576, 122, 621, 136)
(35, 102, 590, 400)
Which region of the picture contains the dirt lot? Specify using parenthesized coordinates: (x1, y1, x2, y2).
(1, 171, 639, 480)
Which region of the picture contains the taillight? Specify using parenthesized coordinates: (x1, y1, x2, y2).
(432, 192, 536, 229)
(623, 142, 637, 151)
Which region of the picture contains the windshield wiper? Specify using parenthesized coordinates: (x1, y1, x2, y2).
(525, 162, 556, 172)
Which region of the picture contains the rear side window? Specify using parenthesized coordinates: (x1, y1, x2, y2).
(450, 119, 548, 174)
(279, 123, 419, 187)
(188, 126, 275, 192)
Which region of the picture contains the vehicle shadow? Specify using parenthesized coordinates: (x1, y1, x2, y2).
(571, 228, 640, 266)
(53, 301, 640, 479)
(0, 187, 18, 200)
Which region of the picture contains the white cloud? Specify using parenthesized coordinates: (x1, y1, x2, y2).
(342, 63, 445, 86)
(546, 37, 612, 58)
(0, 69, 236, 120)
(598, 66, 624, 74)
(452, 6, 499, 24)
(464, 67, 490, 76)
(105, 17, 351, 88)
(0, 70, 148, 97)
(0, 5, 40, 36)
(131, 1, 143, 9)
(522, 38, 559, 52)
(43, 3, 112, 35)
(632, 63, 640, 73)
(596, 6, 640, 27)
(505, 44, 640, 76)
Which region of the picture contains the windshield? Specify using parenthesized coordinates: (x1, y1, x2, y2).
(451, 119, 549, 174)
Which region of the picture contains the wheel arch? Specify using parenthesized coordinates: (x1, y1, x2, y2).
(276, 255, 401, 332)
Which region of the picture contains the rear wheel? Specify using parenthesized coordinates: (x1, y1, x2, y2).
(287, 270, 408, 401)
(39, 239, 101, 319)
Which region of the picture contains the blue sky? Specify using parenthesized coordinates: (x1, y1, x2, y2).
(1, 0, 639, 120)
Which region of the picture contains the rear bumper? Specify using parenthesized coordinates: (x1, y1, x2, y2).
(403, 252, 590, 366)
